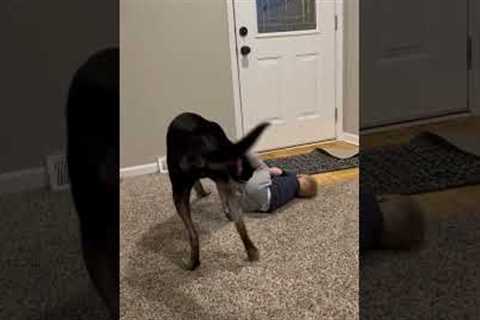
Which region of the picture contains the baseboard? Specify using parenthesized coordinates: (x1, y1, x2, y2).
(1, 160, 165, 194)
(361, 112, 472, 134)
(0, 167, 48, 195)
(339, 132, 359, 146)
(120, 162, 160, 178)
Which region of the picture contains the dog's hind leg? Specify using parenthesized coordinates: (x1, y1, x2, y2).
(193, 180, 210, 198)
(173, 186, 200, 270)
(216, 183, 233, 221)
(216, 181, 259, 262)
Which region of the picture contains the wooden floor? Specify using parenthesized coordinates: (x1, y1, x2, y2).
(258, 140, 359, 186)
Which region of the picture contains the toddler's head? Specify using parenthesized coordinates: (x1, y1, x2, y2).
(297, 175, 318, 198)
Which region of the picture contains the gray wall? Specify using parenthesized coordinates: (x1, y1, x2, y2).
(343, 0, 359, 135)
(120, 0, 236, 168)
(0, 0, 116, 174)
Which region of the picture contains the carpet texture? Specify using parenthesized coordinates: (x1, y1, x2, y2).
(361, 196, 480, 319)
(361, 132, 480, 195)
(0, 189, 110, 319)
(120, 174, 359, 320)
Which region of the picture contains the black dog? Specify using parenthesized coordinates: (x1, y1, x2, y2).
(167, 112, 269, 270)
(66, 47, 118, 318)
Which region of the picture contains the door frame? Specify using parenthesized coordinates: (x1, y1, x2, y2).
(226, 0, 345, 143)
(470, 0, 480, 115)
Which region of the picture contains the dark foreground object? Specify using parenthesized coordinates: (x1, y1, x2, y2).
(360, 191, 424, 253)
(166, 112, 269, 270)
(66, 47, 119, 319)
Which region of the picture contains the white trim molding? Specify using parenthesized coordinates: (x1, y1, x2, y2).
(0, 161, 165, 195)
(361, 112, 472, 135)
(226, 0, 245, 140)
(339, 132, 359, 146)
(0, 167, 48, 195)
(120, 162, 159, 178)
(335, 0, 344, 140)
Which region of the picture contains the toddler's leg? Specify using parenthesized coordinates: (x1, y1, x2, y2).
(267, 170, 299, 212)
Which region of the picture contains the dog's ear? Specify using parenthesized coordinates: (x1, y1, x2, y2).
(231, 122, 270, 157)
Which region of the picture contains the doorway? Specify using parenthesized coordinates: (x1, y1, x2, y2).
(229, 0, 342, 151)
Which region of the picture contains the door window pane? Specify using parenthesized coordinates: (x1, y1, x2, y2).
(256, 0, 317, 33)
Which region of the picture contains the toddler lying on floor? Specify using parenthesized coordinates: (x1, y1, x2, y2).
(241, 153, 318, 213)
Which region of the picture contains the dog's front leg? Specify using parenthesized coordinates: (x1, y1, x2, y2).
(234, 216, 260, 262)
(173, 187, 200, 270)
(216, 181, 259, 262)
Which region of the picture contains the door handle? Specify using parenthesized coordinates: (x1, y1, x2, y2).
(240, 46, 251, 56)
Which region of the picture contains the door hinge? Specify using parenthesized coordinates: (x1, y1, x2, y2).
(467, 34, 472, 71)
(334, 15, 338, 31)
(335, 107, 338, 121)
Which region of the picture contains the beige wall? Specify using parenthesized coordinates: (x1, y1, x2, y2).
(0, 0, 117, 173)
(120, 0, 236, 168)
(343, 0, 359, 135)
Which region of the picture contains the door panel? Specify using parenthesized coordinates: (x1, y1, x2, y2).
(361, 0, 469, 128)
(235, 0, 337, 151)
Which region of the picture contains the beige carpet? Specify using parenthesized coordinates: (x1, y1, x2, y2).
(120, 174, 359, 320)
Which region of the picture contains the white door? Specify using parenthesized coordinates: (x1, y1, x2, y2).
(361, 0, 469, 128)
(234, 0, 337, 151)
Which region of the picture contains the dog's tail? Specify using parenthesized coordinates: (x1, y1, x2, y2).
(232, 122, 270, 157)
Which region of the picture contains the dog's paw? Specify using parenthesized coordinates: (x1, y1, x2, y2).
(222, 205, 234, 221)
(224, 210, 234, 221)
(182, 258, 200, 271)
(247, 247, 260, 262)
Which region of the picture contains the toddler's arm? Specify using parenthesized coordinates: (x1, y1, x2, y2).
(246, 152, 283, 176)
(269, 167, 283, 176)
(245, 152, 269, 170)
